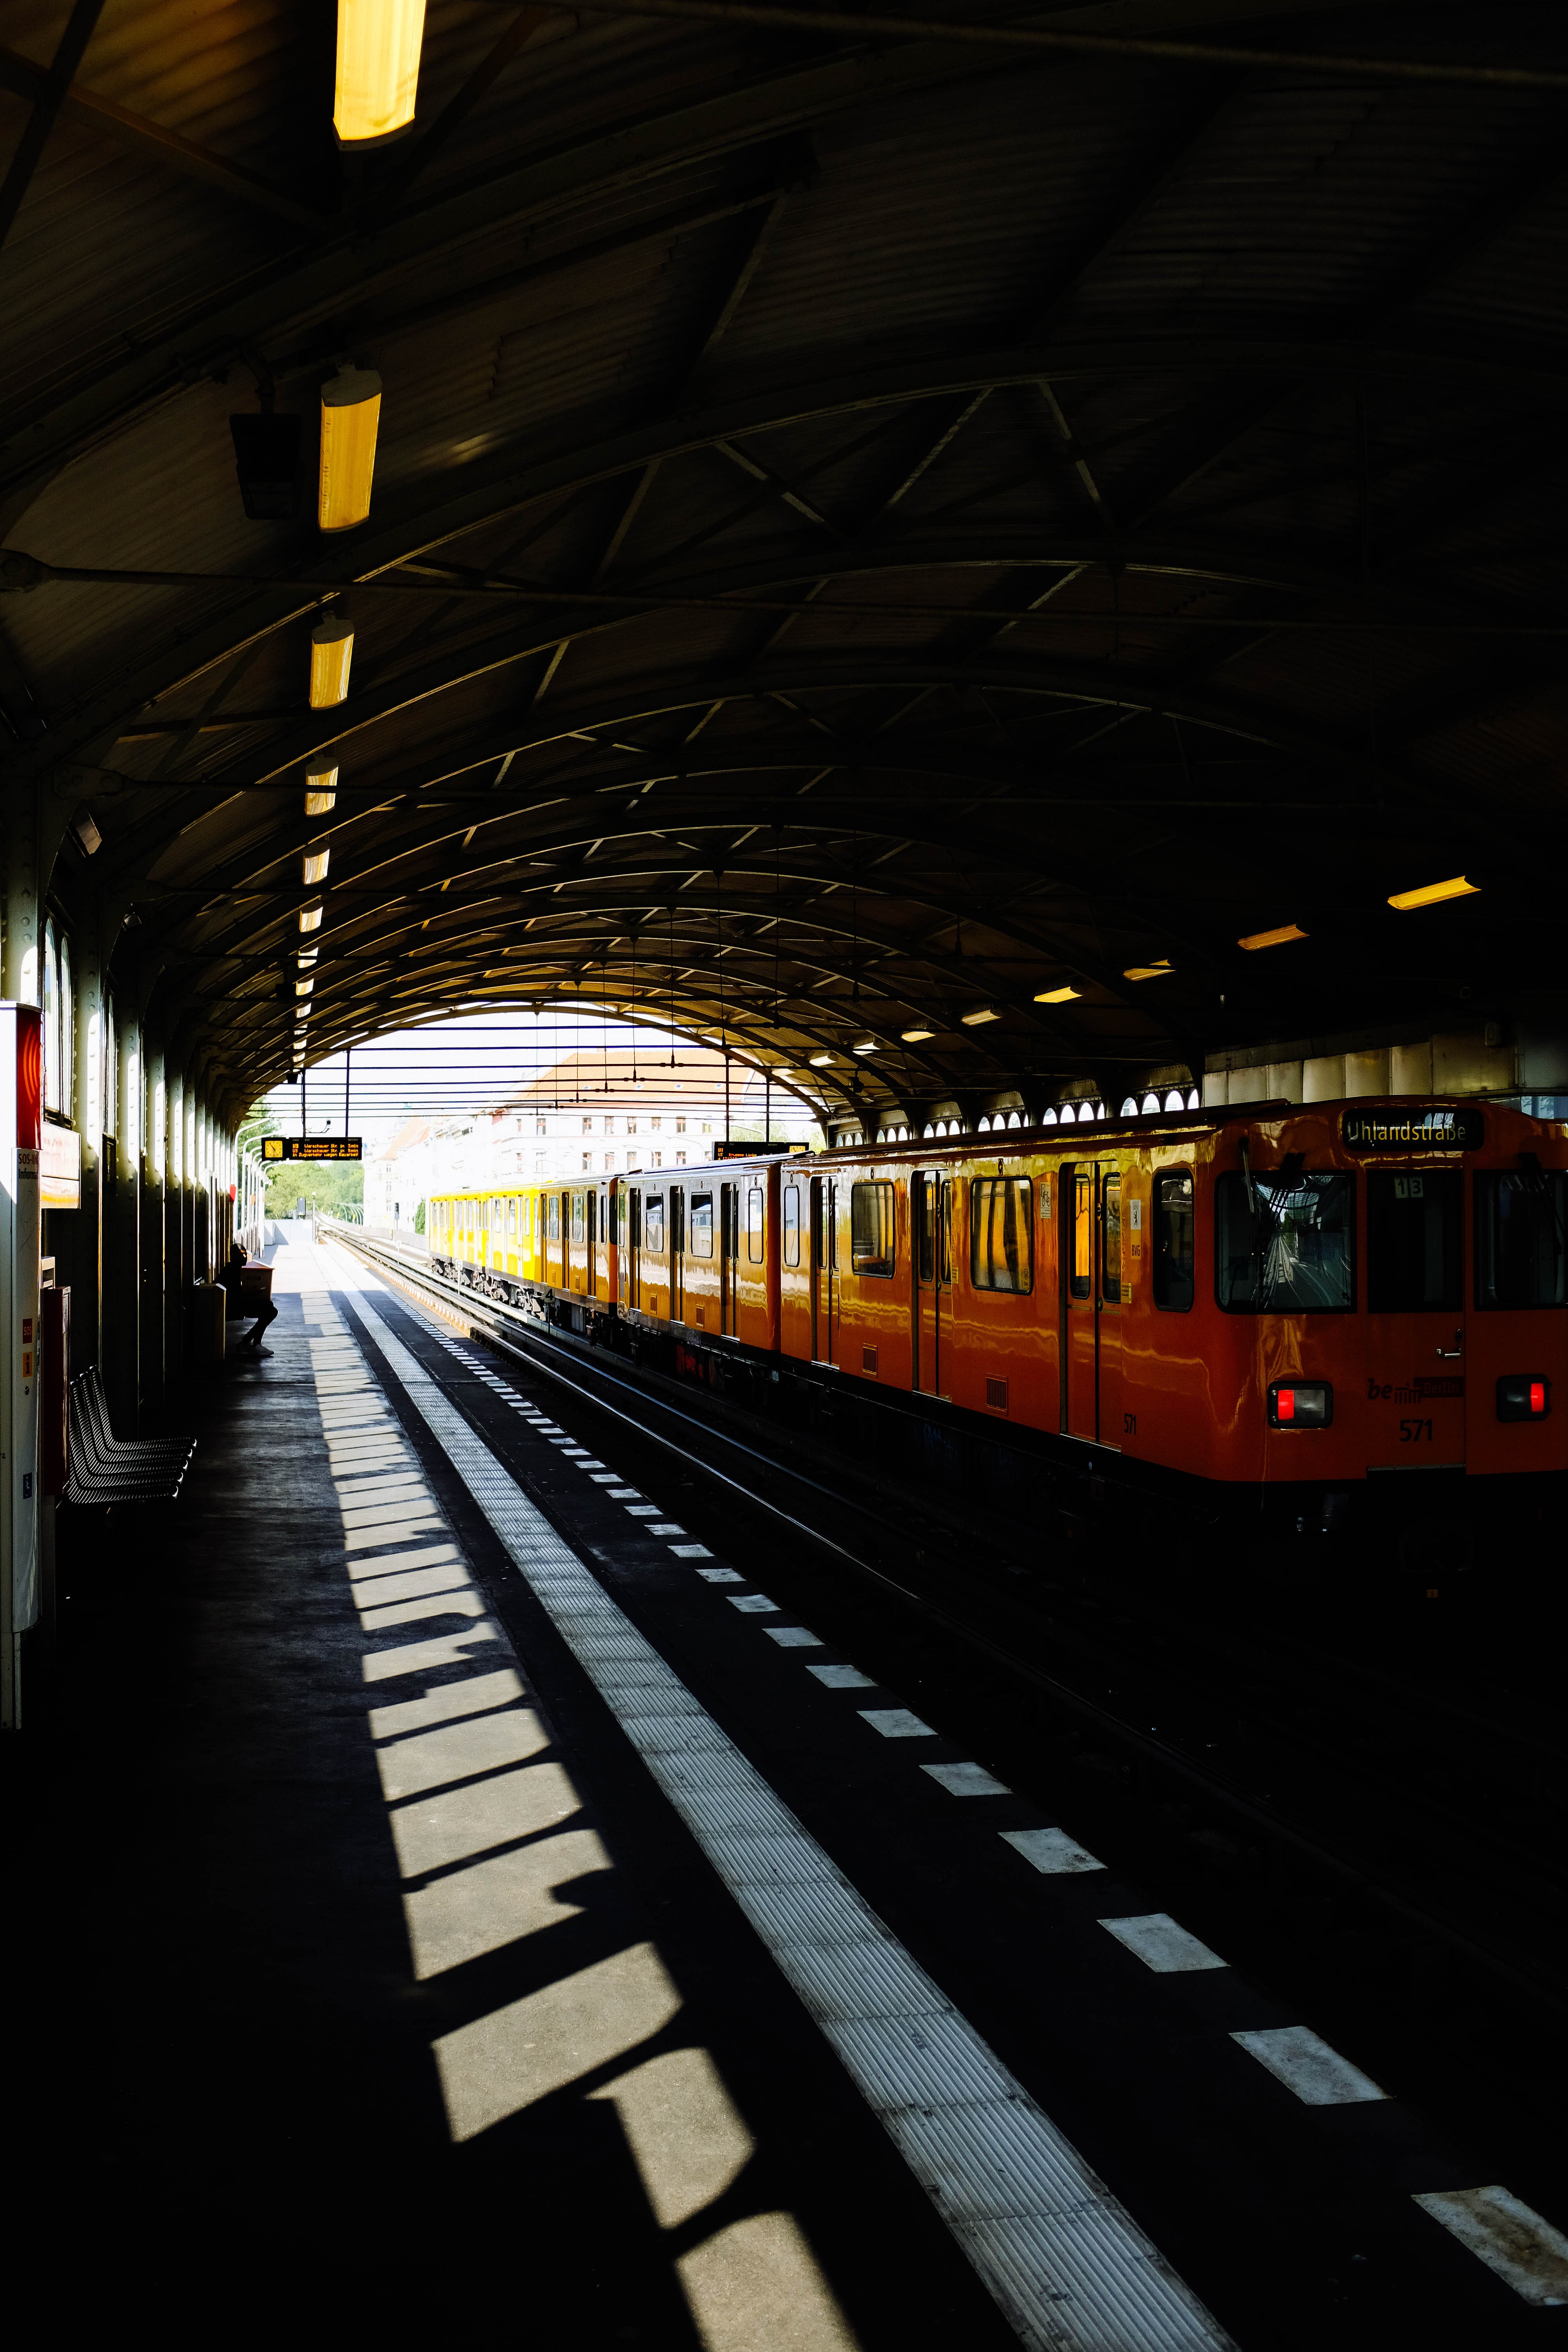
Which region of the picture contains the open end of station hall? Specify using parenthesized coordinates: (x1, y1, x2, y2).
(3, 0, 1566, 2341)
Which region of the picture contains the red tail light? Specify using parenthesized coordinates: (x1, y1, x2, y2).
(1269, 1380, 1332, 1428)
(1497, 1376, 1550, 1422)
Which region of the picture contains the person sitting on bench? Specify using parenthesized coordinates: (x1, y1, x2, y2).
(221, 1241, 278, 1354)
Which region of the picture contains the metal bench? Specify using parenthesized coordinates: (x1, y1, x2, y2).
(64, 1369, 196, 1505)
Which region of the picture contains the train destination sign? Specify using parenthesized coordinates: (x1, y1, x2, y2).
(261, 1137, 363, 1161)
(710, 1140, 810, 1159)
(1341, 1107, 1483, 1152)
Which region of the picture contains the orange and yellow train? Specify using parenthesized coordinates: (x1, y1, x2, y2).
(430, 1096, 1565, 1513)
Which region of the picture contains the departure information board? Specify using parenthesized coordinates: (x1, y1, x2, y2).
(261, 1137, 363, 1161)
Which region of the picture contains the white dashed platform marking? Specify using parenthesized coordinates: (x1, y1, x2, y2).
(809, 1665, 876, 1690)
(860, 1708, 936, 1739)
(1412, 2186, 1568, 2305)
(924, 1762, 1012, 1797)
(1101, 1916, 1227, 1974)
(1002, 1828, 1105, 1876)
(1231, 2026, 1386, 2105)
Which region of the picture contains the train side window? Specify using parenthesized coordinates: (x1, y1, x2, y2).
(783, 1183, 800, 1267)
(850, 1180, 896, 1277)
(1475, 1169, 1566, 1308)
(915, 1176, 934, 1285)
(1153, 1171, 1194, 1310)
(1367, 1171, 1461, 1310)
(747, 1185, 765, 1263)
(629, 1191, 642, 1247)
(572, 1191, 585, 1245)
(1070, 1172, 1093, 1299)
(690, 1193, 713, 1256)
(645, 1193, 665, 1253)
(1216, 1171, 1355, 1311)
(1101, 1174, 1122, 1303)
(671, 1188, 685, 1252)
(970, 1178, 1033, 1293)
(548, 1194, 560, 1242)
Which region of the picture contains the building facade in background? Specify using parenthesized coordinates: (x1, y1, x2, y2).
(364, 1047, 817, 1230)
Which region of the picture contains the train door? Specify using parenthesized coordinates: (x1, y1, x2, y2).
(729, 1185, 748, 1336)
(810, 1176, 838, 1363)
(1365, 1169, 1466, 1466)
(1063, 1162, 1123, 1443)
(911, 1171, 952, 1396)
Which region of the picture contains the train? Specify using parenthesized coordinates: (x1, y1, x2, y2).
(428, 1096, 1565, 1543)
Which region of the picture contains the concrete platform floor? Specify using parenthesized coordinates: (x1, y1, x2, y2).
(9, 1240, 1038, 2344)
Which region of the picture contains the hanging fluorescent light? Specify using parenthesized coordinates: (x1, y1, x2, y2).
(1035, 985, 1080, 1004)
(295, 977, 314, 998)
(961, 1005, 1002, 1026)
(901, 1025, 935, 1043)
(334, 0, 428, 146)
(310, 614, 354, 706)
(809, 1051, 835, 1066)
(305, 764, 339, 816)
(1123, 960, 1174, 981)
(302, 843, 330, 886)
(318, 368, 382, 532)
(851, 1038, 880, 1054)
(299, 901, 323, 934)
(298, 947, 319, 970)
(1388, 875, 1479, 912)
(1238, 923, 1308, 951)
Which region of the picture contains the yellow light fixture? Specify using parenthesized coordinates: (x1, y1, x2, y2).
(1123, 960, 1174, 981)
(318, 368, 382, 532)
(1388, 875, 1479, 912)
(299, 902, 323, 935)
(305, 764, 339, 815)
(298, 947, 319, 970)
(295, 977, 314, 998)
(962, 1005, 1002, 1026)
(1035, 985, 1081, 1004)
(302, 844, 330, 886)
(809, 1051, 835, 1066)
(309, 614, 355, 706)
(1238, 923, 1308, 951)
(851, 1038, 880, 1055)
(901, 1025, 935, 1043)
(334, 0, 427, 146)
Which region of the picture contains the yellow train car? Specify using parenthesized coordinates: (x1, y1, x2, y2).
(428, 1178, 620, 1323)
(428, 1185, 543, 1303)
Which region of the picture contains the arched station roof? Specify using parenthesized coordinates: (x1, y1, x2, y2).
(3, 0, 1564, 1129)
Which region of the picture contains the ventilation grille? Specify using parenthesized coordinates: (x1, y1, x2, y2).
(986, 1376, 1009, 1412)
(862, 1345, 879, 1374)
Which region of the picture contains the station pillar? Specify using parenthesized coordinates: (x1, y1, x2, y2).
(105, 1005, 140, 1434)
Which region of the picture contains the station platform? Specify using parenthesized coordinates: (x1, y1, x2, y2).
(16, 1232, 1565, 2345)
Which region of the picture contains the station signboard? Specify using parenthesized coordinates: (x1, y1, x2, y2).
(260, 1136, 363, 1161)
(1341, 1107, 1484, 1152)
(40, 1122, 81, 1209)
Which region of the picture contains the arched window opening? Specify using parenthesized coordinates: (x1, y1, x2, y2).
(43, 922, 61, 1116)
(1165, 1089, 1186, 1112)
(59, 933, 74, 1123)
(1140, 1093, 1160, 1114)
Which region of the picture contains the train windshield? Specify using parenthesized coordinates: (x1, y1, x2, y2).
(1216, 1172, 1355, 1311)
(1367, 1171, 1461, 1310)
(1475, 1170, 1566, 1308)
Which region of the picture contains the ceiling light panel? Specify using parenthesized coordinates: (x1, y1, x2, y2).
(309, 615, 354, 707)
(1238, 923, 1308, 951)
(1123, 961, 1174, 981)
(1387, 875, 1479, 911)
(1034, 985, 1080, 1004)
(302, 845, 330, 886)
(318, 368, 382, 532)
(305, 764, 339, 815)
(334, 0, 427, 147)
(961, 1006, 1001, 1026)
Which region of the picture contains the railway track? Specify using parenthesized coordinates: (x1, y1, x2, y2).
(321, 1217, 1568, 2183)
